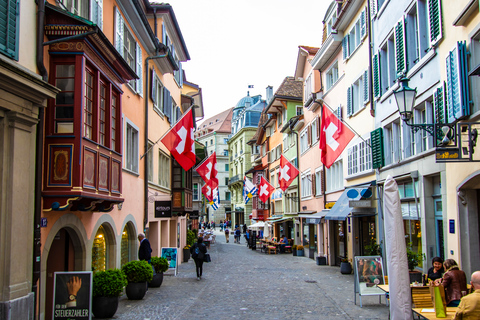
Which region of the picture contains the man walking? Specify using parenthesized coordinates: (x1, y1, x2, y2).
(138, 233, 152, 262)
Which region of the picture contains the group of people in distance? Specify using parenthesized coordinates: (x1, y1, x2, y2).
(426, 257, 480, 319)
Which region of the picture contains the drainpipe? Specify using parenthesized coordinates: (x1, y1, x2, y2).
(33, 1, 48, 319)
(367, 0, 375, 116)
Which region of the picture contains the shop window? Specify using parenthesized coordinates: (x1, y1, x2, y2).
(121, 226, 130, 266)
(92, 225, 107, 273)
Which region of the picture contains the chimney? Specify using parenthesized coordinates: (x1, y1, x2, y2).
(266, 86, 273, 104)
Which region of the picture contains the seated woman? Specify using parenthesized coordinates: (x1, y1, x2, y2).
(279, 235, 289, 253)
(427, 257, 445, 282)
(436, 259, 467, 307)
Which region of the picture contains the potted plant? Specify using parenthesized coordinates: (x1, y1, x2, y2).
(183, 230, 196, 262)
(122, 260, 153, 300)
(92, 269, 127, 318)
(407, 246, 423, 283)
(296, 245, 305, 257)
(340, 257, 352, 274)
(149, 257, 169, 288)
(183, 245, 191, 263)
(292, 245, 297, 256)
(364, 239, 382, 256)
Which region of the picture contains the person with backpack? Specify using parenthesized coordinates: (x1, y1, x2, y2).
(190, 237, 208, 280)
(234, 228, 241, 244)
(224, 227, 230, 243)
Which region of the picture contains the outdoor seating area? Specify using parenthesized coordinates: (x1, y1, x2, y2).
(198, 230, 215, 248)
(254, 238, 295, 254)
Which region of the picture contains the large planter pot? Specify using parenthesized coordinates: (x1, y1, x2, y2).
(125, 282, 148, 300)
(183, 248, 190, 262)
(409, 271, 423, 284)
(92, 296, 119, 318)
(340, 262, 352, 274)
(297, 249, 305, 257)
(292, 249, 297, 256)
(148, 272, 164, 288)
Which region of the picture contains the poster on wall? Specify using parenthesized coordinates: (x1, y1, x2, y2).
(353, 256, 386, 307)
(53, 271, 92, 320)
(161, 247, 178, 276)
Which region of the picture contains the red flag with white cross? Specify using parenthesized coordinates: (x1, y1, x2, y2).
(258, 176, 275, 203)
(202, 181, 214, 202)
(161, 109, 196, 171)
(319, 105, 355, 169)
(278, 155, 299, 192)
(195, 152, 219, 190)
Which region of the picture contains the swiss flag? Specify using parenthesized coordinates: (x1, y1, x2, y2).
(278, 155, 299, 192)
(319, 105, 355, 168)
(202, 181, 214, 202)
(195, 152, 218, 190)
(258, 176, 275, 203)
(161, 109, 196, 171)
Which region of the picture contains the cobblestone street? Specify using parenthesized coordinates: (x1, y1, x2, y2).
(112, 230, 389, 320)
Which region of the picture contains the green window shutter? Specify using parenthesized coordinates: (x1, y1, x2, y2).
(427, 0, 443, 47)
(363, 70, 369, 104)
(370, 128, 384, 169)
(0, 0, 19, 60)
(347, 86, 353, 116)
(370, 0, 377, 17)
(360, 8, 367, 38)
(394, 17, 407, 78)
(445, 41, 470, 123)
(373, 52, 381, 98)
(433, 82, 446, 124)
(343, 35, 349, 60)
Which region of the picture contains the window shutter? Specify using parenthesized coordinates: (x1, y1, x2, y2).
(136, 43, 143, 96)
(317, 115, 321, 138)
(342, 35, 349, 60)
(347, 86, 353, 116)
(162, 23, 166, 45)
(348, 147, 353, 175)
(360, 8, 367, 38)
(373, 52, 381, 98)
(370, 0, 377, 17)
(433, 82, 446, 124)
(114, 7, 124, 57)
(445, 41, 470, 123)
(427, 0, 443, 47)
(311, 173, 316, 196)
(163, 87, 172, 121)
(91, 0, 103, 30)
(363, 70, 369, 103)
(0, 0, 18, 59)
(394, 17, 407, 78)
(307, 125, 312, 147)
(370, 128, 385, 169)
(151, 69, 157, 104)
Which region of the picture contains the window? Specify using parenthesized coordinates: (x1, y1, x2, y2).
(283, 135, 288, 151)
(223, 149, 228, 156)
(278, 111, 283, 126)
(405, 3, 427, 69)
(53, 64, 75, 134)
(301, 171, 312, 198)
(326, 9, 337, 38)
(347, 138, 372, 176)
(147, 143, 153, 182)
(343, 8, 366, 59)
(225, 191, 231, 201)
(224, 138, 228, 144)
(111, 93, 119, 151)
(311, 118, 319, 143)
(84, 70, 94, 139)
(300, 127, 309, 154)
(126, 121, 139, 172)
(378, 35, 396, 95)
(383, 121, 402, 165)
(445, 42, 470, 122)
(205, 141, 208, 147)
(326, 62, 339, 90)
(326, 160, 343, 192)
(99, 83, 107, 146)
(193, 183, 199, 201)
(115, 7, 142, 95)
(285, 191, 297, 213)
(158, 151, 170, 188)
(296, 105, 303, 116)
(59, 0, 103, 29)
(225, 177, 229, 186)
(315, 168, 322, 196)
(0, 0, 19, 59)
(211, 139, 213, 146)
(347, 71, 368, 116)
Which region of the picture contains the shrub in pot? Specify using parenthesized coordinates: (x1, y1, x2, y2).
(292, 244, 297, 256)
(149, 257, 169, 287)
(297, 245, 305, 257)
(340, 258, 352, 274)
(122, 260, 153, 300)
(407, 246, 423, 283)
(92, 269, 127, 318)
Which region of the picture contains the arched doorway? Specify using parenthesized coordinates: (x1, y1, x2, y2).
(121, 222, 136, 266)
(91, 223, 116, 273)
(45, 227, 83, 319)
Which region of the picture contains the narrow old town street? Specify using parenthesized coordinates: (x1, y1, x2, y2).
(112, 230, 389, 320)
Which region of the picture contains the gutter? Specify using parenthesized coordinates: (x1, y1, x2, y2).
(367, 0, 375, 116)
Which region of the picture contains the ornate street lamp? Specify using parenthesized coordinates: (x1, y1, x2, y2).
(394, 77, 435, 136)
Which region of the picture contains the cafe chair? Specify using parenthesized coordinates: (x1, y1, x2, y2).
(267, 246, 277, 254)
(284, 245, 292, 253)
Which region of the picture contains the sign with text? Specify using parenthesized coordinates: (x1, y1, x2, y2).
(161, 247, 178, 276)
(155, 201, 172, 218)
(349, 200, 372, 208)
(53, 271, 92, 320)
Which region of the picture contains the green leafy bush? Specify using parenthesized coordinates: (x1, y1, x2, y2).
(121, 260, 153, 283)
(92, 269, 127, 297)
(151, 257, 169, 273)
(292, 245, 297, 250)
(407, 248, 422, 271)
(187, 229, 196, 246)
(364, 239, 382, 256)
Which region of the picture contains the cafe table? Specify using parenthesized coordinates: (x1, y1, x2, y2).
(412, 307, 458, 319)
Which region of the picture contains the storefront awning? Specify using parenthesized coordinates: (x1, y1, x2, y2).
(298, 210, 329, 224)
(324, 185, 372, 221)
(268, 217, 292, 223)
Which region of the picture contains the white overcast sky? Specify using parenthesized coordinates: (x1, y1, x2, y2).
(167, 0, 329, 121)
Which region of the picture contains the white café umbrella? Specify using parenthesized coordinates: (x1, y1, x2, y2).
(383, 175, 412, 320)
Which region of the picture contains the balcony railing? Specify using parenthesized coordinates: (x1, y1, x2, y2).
(229, 174, 241, 185)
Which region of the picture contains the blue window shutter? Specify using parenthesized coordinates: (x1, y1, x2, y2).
(114, 7, 124, 56)
(373, 52, 381, 98)
(427, 0, 443, 47)
(151, 69, 157, 104)
(363, 70, 369, 104)
(163, 87, 172, 121)
(347, 86, 353, 116)
(0, 0, 19, 59)
(445, 41, 470, 122)
(371, 128, 385, 169)
(394, 17, 407, 78)
(136, 43, 143, 96)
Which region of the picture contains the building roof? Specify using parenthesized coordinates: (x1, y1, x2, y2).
(299, 45, 319, 56)
(197, 107, 233, 134)
(265, 77, 303, 113)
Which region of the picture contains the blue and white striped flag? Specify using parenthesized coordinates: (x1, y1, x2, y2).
(243, 176, 257, 204)
(209, 187, 220, 210)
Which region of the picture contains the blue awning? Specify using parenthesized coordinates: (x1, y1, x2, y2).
(324, 185, 372, 221)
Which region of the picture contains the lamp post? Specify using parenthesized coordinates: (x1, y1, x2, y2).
(393, 77, 435, 137)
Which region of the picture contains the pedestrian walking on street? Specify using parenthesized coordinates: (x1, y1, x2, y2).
(224, 228, 230, 243)
(235, 228, 241, 244)
(190, 236, 207, 281)
(243, 224, 247, 234)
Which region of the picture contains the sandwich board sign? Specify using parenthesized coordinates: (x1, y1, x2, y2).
(161, 247, 178, 276)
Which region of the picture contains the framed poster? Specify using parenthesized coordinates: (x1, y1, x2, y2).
(353, 256, 386, 307)
(161, 247, 178, 276)
(53, 271, 92, 319)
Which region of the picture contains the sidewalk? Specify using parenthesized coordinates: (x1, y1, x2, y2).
(112, 229, 389, 320)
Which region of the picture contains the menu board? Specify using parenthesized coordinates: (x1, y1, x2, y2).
(161, 247, 178, 276)
(353, 256, 386, 307)
(53, 271, 92, 320)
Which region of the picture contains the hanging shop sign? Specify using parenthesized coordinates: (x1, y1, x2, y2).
(155, 201, 172, 218)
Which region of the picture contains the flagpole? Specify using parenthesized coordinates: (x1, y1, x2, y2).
(321, 101, 372, 149)
(140, 106, 195, 160)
